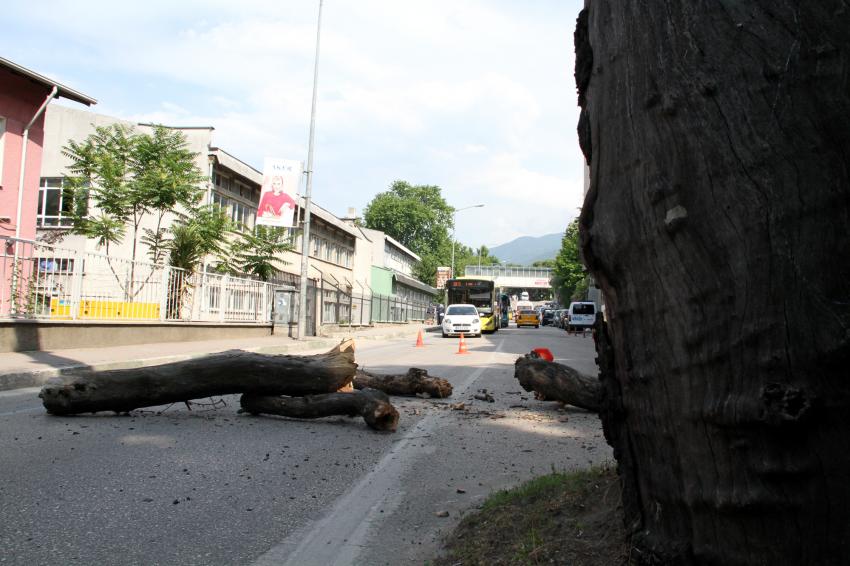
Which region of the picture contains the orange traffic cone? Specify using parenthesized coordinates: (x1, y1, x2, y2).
(415, 328, 425, 348)
(456, 333, 469, 355)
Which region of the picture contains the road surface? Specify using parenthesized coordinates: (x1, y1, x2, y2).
(0, 325, 611, 565)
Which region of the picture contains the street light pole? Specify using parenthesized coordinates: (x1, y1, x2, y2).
(297, 0, 323, 339)
(450, 204, 485, 278)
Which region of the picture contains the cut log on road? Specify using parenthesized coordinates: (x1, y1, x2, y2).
(353, 368, 452, 398)
(40, 340, 357, 416)
(239, 388, 399, 432)
(514, 352, 601, 412)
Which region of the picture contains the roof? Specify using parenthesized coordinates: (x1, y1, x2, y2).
(209, 148, 263, 185)
(384, 234, 421, 262)
(358, 227, 420, 261)
(0, 56, 97, 106)
(393, 272, 438, 296)
(298, 197, 360, 238)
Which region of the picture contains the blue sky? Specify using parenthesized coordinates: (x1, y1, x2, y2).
(3, 0, 586, 248)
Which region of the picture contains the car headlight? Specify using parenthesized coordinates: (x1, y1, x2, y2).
(443, 318, 451, 324)
(473, 318, 479, 323)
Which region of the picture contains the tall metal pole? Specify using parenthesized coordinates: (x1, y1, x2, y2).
(297, 0, 323, 339)
(450, 212, 456, 278)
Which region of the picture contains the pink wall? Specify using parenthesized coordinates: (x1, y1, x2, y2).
(0, 66, 52, 242)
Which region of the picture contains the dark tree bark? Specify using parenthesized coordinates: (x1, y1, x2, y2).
(576, 2, 850, 564)
(39, 340, 357, 415)
(239, 389, 399, 432)
(514, 354, 601, 412)
(353, 368, 453, 398)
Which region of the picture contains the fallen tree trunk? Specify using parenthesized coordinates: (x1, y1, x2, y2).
(353, 368, 452, 398)
(40, 340, 357, 416)
(239, 388, 399, 432)
(514, 353, 601, 412)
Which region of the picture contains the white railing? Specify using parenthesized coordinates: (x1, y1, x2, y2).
(464, 265, 553, 279)
(0, 236, 275, 324)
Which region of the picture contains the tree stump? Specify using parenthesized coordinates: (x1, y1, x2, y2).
(514, 352, 601, 412)
(239, 388, 399, 432)
(40, 340, 357, 415)
(353, 368, 453, 398)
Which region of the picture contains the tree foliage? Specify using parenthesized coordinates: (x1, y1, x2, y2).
(64, 124, 293, 285)
(229, 225, 294, 282)
(551, 218, 586, 302)
(63, 124, 205, 266)
(363, 180, 499, 285)
(363, 180, 454, 255)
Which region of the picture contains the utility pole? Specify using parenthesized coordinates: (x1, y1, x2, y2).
(297, 0, 323, 339)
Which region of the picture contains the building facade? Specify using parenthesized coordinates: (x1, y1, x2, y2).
(0, 58, 95, 242)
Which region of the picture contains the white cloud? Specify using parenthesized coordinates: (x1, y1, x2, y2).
(3, 0, 586, 249)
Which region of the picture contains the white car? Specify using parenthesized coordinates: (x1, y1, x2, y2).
(442, 304, 482, 338)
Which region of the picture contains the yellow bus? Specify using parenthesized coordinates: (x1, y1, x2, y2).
(445, 278, 500, 333)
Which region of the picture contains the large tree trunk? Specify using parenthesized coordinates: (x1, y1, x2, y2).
(576, 2, 850, 564)
(39, 340, 357, 415)
(514, 354, 601, 412)
(239, 389, 399, 432)
(353, 368, 453, 398)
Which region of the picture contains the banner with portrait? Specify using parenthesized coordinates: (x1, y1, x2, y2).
(256, 158, 303, 227)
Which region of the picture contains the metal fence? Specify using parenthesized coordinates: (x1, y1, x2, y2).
(2, 236, 432, 328)
(1, 236, 276, 323)
(316, 289, 427, 327)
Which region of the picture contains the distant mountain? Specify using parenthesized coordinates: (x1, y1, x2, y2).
(489, 232, 562, 265)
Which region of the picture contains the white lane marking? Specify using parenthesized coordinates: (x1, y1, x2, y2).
(252, 336, 506, 566)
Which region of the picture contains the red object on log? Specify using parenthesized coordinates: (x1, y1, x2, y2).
(532, 348, 554, 362)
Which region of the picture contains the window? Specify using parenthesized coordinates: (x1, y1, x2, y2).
(36, 257, 75, 274)
(38, 177, 82, 228)
(212, 191, 227, 208)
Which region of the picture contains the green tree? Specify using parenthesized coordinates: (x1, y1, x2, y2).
(532, 259, 555, 268)
(229, 225, 293, 281)
(165, 205, 233, 274)
(63, 124, 205, 296)
(363, 180, 454, 253)
(551, 218, 586, 302)
(363, 180, 455, 284)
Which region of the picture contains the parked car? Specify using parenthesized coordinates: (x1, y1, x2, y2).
(516, 309, 539, 328)
(556, 309, 569, 329)
(566, 301, 597, 332)
(442, 304, 481, 337)
(541, 309, 556, 326)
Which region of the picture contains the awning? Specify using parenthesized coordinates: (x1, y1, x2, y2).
(393, 272, 438, 296)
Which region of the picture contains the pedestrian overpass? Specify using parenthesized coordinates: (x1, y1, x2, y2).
(463, 265, 553, 301)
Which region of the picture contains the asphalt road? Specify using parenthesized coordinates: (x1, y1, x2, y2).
(0, 325, 611, 566)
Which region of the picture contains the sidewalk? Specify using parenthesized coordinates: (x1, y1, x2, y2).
(0, 324, 426, 392)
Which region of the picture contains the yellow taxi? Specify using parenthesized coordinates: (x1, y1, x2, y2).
(515, 309, 539, 328)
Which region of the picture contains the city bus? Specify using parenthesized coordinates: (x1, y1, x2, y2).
(445, 278, 500, 333)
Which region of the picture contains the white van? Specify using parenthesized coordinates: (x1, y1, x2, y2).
(567, 302, 596, 331)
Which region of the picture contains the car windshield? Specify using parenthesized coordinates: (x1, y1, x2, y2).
(447, 306, 477, 316)
(519, 310, 535, 315)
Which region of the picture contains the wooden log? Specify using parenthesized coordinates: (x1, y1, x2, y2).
(39, 340, 357, 416)
(353, 368, 452, 398)
(514, 352, 601, 412)
(239, 388, 399, 432)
